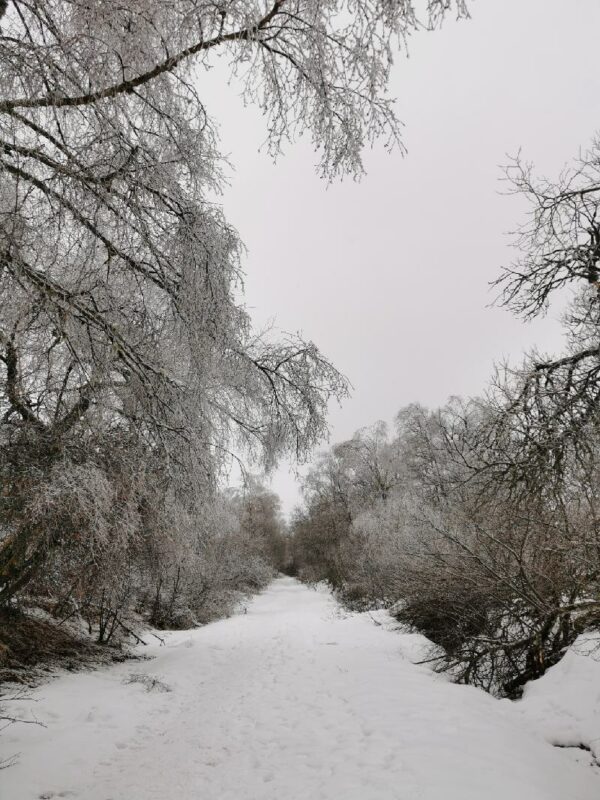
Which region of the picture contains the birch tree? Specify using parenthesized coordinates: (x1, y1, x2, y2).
(0, 0, 469, 607)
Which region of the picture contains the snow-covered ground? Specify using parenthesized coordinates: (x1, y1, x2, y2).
(512, 633, 600, 765)
(2, 577, 599, 799)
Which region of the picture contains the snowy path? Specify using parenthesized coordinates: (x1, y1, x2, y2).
(3, 577, 599, 800)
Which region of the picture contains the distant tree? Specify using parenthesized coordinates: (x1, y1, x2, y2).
(290, 421, 403, 584)
(231, 479, 288, 571)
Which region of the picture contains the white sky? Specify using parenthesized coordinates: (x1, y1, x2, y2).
(201, 0, 600, 513)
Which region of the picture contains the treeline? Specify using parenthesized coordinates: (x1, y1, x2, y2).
(0, 454, 291, 677)
(3, 459, 287, 647)
(291, 143, 600, 697)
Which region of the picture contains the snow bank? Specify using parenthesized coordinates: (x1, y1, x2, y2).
(510, 634, 600, 765)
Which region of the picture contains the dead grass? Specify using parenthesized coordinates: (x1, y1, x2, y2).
(0, 607, 131, 686)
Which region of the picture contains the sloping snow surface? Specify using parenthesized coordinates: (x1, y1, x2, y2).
(513, 633, 600, 764)
(3, 577, 599, 799)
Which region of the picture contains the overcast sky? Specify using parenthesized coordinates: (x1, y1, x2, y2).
(201, 0, 600, 513)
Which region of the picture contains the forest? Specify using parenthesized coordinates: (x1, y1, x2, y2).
(1, 1, 600, 797)
(1, 0, 599, 697)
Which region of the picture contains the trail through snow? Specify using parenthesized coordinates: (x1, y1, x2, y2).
(3, 577, 600, 799)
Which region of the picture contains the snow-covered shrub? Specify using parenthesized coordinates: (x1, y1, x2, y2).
(292, 403, 600, 696)
(0, 411, 278, 654)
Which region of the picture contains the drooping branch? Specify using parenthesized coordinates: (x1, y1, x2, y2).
(0, 0, 289, 112)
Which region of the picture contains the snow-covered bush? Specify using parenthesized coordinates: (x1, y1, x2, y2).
(292, 402, 600, 696)
(0, 413, 283, 658)
(143, 496, 277, 629)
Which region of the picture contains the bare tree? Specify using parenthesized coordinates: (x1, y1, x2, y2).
(491, 141, 600, 477)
